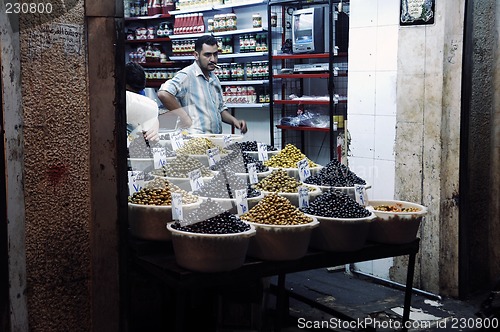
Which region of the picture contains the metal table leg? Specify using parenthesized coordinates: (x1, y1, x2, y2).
(402, 252, 417, 330)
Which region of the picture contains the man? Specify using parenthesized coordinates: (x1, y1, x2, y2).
(126, 62, 160, 142)
(158, 35, 248, 134)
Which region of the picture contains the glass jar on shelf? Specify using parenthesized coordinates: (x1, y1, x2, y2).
(252, 13, 262, 28)
(226, 13, 237, 31)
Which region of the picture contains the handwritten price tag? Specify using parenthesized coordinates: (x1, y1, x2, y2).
(207, 147, 221, 167)
(235, 189, 249, 215)
(247, 163, 258, 184)
(257, 142, 268, 162)
(171, 192, 184, 224)
(152, 147, 168, 169)
(127, 171, 144, 195)
(188, 169, 204, 192)
(170, 131, 185, 151)
(298, 185, 310, 209)
(354, 184, 368, 206)
(223, 134, 232, 147)
(297, 158, 311, 182)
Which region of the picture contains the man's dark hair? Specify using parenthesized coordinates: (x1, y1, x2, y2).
(195, 35, 218, 53)
(125, 62, 146, 92)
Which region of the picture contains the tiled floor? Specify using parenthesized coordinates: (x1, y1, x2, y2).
(129, 267, 490, 331)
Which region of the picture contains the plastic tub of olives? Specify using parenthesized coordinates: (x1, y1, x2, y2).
(128, 199, 202, 241)
(167, 221, 256, 272)
(239, 193, 320, 261)
(366, 200, 428, 244)
(306, 212, 377, 252)
(245, 218, 320, 261)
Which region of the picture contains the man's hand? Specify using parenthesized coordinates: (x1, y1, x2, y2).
(178, 113, 193, 129)
(235, 119, 248, 134)
(143, 119, 160, 141)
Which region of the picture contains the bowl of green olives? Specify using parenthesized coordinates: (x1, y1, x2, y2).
(240, 193, 320, 261)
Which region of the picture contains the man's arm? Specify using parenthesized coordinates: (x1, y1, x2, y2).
(157, 90, 192, 129)
(221, 110, 247, 134)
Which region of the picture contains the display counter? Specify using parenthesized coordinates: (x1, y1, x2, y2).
(129, 238, 420, 331)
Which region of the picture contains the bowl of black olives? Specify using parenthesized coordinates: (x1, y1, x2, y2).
(301, 190, 376, 252)
(167, 199, 256, 272)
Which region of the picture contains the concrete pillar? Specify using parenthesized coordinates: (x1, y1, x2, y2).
(393, 0, 465, 296)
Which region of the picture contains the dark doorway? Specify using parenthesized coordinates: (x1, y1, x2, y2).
(1, 40, 12, 332)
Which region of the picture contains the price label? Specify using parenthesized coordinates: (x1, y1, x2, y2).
(354, 184, 368, 206)
(152, 147, 168, 169)
(298, 185, 310, 209)
(257, 142, 268, 162)
(247, 163, 258, 184)
(127, 171, 144, 195)
(188, 169, 204, 192)
(223, 134, 232, 147)
(235, 189, 249, 215)
(171, 192, 184, 224)
(297, 158, 311, 182)
(170, 131, 185, 151)
(207, 147, 221, 167)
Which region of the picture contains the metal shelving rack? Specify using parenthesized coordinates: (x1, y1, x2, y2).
(267, 0, 348, 160)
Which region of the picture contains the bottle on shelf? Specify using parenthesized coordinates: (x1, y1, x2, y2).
(173, 14, 180, 34)
(196, 13, 205, 33)
(186, 14, 194, 34)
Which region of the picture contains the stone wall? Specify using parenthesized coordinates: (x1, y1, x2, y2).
(393, 1, 464, 296)
(19, 1, 92, 330)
